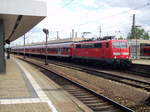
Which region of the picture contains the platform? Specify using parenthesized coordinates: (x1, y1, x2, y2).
(0, 57, 93, 112)
(132, 59, 150, 65)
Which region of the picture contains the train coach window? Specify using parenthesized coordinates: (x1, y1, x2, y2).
(42, 48, 45, 52)
(94, 43, 102, 48)
(76, 44, 81, 48)
(48, 48, 50, 52)
(61, 48, 70, 52)
(106, 42, 109, 48)
(143, 49, 150, 53)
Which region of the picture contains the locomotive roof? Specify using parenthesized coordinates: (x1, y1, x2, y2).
(12, 42, 74, 49)
(75, 39, 128, 44)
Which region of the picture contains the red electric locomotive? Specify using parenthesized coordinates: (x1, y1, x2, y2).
(72, 39, 130, 66)
(11, 39, 131, 67)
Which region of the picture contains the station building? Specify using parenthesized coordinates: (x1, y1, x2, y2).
(129, 39, 150, 59)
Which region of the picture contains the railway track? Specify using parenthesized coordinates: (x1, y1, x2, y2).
(45, 60, 150, 92)
(125, 70, 150, 78)
(19, 57, 134, 112)
(126, 64, 150, 78)
(17, 55, 150, 92)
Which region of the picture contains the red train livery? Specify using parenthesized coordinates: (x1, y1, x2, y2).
(11, 39, 131, 66)
(141, 44, 150, 56)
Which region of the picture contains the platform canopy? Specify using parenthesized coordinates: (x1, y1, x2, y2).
(0, 0, 46, 42)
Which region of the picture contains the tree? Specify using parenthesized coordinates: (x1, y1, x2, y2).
(127, 27, 150, 40)
(118, 36, 123, 40)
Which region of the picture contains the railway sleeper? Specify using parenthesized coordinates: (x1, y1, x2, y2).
(66, 89, 86, 91)
(86, 102, 110, 107)
(91, 105, 115, 111)
(72, 94, 94, 97)
(69, 92, 91, 95)
(67, 90, 89, 93)
(81, 99, 102, 103)
(79, 97, 100, 101)
(65, 87, 86, 90)
(76, 96, 100, 99)
(96, 109, 122, 112)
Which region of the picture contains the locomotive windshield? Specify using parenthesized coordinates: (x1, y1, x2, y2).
(112, 42, 128, 48)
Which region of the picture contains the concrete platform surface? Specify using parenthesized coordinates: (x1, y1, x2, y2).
(0, 57, 93, 112)
(132, 59, 150, 65)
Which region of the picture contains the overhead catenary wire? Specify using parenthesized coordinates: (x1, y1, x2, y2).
(62, 0, 75, 8)
(49, 1, 150, 38)
(76, 2, 150, 27)
(12, 2, 150, 46)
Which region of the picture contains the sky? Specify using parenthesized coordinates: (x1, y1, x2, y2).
(11, 0, 150, 46)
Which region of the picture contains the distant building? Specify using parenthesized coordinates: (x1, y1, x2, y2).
(128, 39, 150, 59)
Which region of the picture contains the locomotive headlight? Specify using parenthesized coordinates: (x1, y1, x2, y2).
(114, 56, 116, 59)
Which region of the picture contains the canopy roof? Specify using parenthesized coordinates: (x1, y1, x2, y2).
(0, 0, 46, 42)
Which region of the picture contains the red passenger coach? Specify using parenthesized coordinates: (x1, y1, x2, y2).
(12, 42, 74, 58)
(141, 44, 150, 56)
(47, 42, 73, 57)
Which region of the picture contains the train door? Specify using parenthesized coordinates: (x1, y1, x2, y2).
(57, 48, 61, 56)
(105, 42, 109, 58)
(102, 43, 106, 58)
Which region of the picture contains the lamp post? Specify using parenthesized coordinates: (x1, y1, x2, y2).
(43, 28, 49, 65)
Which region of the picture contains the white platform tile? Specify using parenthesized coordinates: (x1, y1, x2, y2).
(14, 58, 58, 112)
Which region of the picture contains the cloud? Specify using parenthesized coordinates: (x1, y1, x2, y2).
(12, 0, 150, 45)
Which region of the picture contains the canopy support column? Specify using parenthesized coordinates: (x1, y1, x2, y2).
(0, 19, 6, 73)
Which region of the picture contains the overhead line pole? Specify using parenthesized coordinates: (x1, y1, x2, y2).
(99, 26, 101, 38)
(56, 31, 59, 40)
(132, 14, 138, 59)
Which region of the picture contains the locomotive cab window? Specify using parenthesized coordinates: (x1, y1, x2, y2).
(113, 42, 127, 48)
(94, 43, 102, 48)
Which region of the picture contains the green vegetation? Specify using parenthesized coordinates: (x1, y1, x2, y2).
(128, 27, 150, 40)
(118, 36, 123, 40)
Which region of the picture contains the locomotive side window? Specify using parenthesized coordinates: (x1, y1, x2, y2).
(76, 43, 102, 48)
(94, 43, 102, 48)
(76, 44, 81, 48)
(61, 48, 70, 52)
(81, 44, 94, 48)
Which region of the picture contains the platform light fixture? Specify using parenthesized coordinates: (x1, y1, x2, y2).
(43, 28, 49, 65)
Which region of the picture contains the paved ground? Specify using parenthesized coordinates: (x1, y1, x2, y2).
(132, 59, 150, 65)
(0, 103, 50, 112)
(0, 59, 30, 98)
(0, 57, 93, 112)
